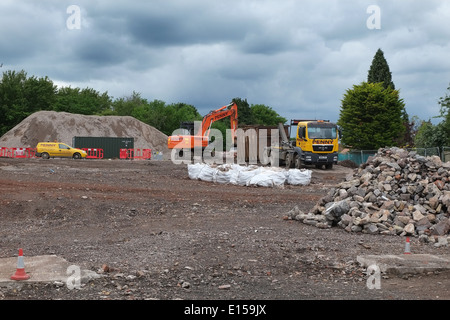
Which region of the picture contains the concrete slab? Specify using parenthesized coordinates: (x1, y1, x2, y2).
(357, 254, 450, 275)
(0, 254, 100, 287)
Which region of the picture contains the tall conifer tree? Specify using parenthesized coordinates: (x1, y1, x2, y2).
(367, 48, 395, 90)
(367, 49, 414, 146)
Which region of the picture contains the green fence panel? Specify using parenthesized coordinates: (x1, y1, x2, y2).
(338, 150, 377, 166)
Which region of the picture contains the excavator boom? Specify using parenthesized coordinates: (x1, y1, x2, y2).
(200, 102, 238, 140)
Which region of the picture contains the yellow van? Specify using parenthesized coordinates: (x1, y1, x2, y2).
(36, 142, 87, 159)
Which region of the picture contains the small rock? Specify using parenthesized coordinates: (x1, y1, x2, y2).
(404, 223, 415, 235)
(430, 219, 450, 236)
(363, 223, 378, 234)
(412, 210, 425, 221)
(418, 234, 429, 243)
(218, 284, 231, 290)
(434, 236, 448, 247)
(101, 264, 110, 273)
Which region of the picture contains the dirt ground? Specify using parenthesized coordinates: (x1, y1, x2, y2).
(0, 158, 449, 303)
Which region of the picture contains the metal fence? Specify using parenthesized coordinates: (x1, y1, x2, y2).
(338, 146, 449, 166)
(442, 147, 450, 162)
(406, 147, 440, 158)
(338, 150, 377, 165)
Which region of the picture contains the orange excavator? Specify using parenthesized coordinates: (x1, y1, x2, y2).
(168, 102, 238, 156)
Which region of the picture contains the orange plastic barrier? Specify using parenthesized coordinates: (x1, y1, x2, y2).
(82, 148, 104, 159)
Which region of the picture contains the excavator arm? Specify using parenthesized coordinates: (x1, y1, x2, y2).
(199, 102, 238, 142)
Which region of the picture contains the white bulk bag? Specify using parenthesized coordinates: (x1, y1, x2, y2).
(197, 165, 218, 182)
(187, 163, 206, 180)
(287, 169, 312, 185)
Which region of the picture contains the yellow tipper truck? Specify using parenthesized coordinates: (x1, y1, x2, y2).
(269, 119, 340, 170)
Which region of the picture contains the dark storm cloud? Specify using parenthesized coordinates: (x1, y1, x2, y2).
(1, 0, 450, 123)
(124, 11, 248, 47)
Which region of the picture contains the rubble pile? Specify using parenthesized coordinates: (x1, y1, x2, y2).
(287, 147, 450, 241)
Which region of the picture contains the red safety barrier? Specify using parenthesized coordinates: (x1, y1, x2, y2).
(143, 149, 152, 160)
(29, 148, 37, 158)
(0, 147, 36, 158)
(0, 147, 11, 158)
(119, 148, 152, 160)
(120, 148, 130, 159)
(82, 148, 104, 159)
(15, 148, 36, 158)
(13, 148, 27, 158)
(134, 148, 152, 160)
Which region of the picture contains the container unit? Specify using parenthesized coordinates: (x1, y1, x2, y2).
(237, 125, 289, 163)
(72, 136, 134, 159)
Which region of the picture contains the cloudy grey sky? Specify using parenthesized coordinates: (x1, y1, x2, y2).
(2, 0, 450, 124)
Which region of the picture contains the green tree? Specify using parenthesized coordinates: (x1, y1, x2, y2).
(0, 70, 28, 135)
(210, 101, 286, 150)
(54, 86, 111, 115)
(414, 120, 447, 148)
(232, 97, 254, 125)
(110, 95, 201, 135)
(163, 103, 202, 136)
(131, 99, 167, 132)
(368, 49, 412, 146)
(400, 115, 422, 147)
(337, 82, 405, 149)
(24, 75, 57, 112)
(438, 83, 450, 145)
(0, 70, 57, 136)
(109, 91, 147, 116)
(250, 104, 287, 126)
(367, 48, 395, 90)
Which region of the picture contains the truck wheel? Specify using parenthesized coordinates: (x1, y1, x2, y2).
(42, 152, 50, 159)
(285, 154, 294, 169)
(325, 163, 333, 170)
(294, 154, 302, 169)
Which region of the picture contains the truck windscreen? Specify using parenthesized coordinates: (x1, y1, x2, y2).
(307, 125, 337, 139)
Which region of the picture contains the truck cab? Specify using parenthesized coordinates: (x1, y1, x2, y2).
(293, 120, 339, 169)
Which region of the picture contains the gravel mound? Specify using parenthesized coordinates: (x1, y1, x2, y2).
(287, 147, 450, 242)
(0, 111, 169, 157)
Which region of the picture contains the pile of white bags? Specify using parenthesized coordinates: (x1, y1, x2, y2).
(188, 163, 312, 187)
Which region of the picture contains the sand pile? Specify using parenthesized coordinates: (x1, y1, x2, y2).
(0, 111, 169, 157)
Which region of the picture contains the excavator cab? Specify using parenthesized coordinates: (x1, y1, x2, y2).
(168, 102, 238, 160)
(179, 121, 195, 135)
